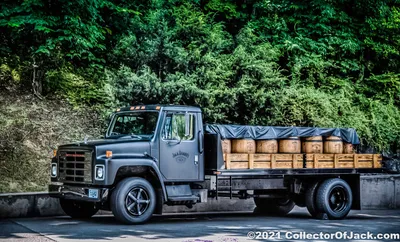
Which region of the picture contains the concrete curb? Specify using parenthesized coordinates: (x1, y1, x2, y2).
(1, 174, 399, 219)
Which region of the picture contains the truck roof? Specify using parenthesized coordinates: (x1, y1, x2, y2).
(116, 104, 201, 113)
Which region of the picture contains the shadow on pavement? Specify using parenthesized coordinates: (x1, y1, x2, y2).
(2, 209, 400, 241)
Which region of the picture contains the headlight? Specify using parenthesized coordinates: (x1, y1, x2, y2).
(95, 165, 105, 181)
(51, 163, 57, 177)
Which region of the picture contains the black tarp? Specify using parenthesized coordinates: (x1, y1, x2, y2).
(205, 124, 360, 145)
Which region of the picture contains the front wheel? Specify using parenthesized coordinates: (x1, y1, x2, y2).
(59, 198, 99, 219)
(111, 177, 156, 224)
(315, 178, 353, 220)
(254, 197, 295, 216)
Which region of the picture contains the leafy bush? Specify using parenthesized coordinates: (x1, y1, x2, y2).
(0, 92, 105, 192)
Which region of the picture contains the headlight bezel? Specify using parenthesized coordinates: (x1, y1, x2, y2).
(51, 163, 58, 178)
(95, 165, 105, 181)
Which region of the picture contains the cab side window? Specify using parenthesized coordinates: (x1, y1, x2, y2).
(162, 113, 195, 141)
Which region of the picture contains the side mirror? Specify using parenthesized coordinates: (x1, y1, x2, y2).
(185, 113, 191, 137)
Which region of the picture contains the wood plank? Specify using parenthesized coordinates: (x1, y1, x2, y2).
(313, 154, 318, 168)
(229, 162, 249, 169)
(373, 154, 381, 168)
(357, 154, 373, 161)
(226, 154, 231, 169)
(318, 162, 335, 168)
(271, 154, 276, 169)
(358, 162, 373, 168)
(293, 154, 303, 168)
(226, 153, 249, 161)
(306, 161, 314, 168)
(354, 154, 359, 168)
(291, 154, 295, 168)
(315, 154, 335, 162)
(336, 162, 355, 168)
(334, 154, 339, 168)
(249, 154, 254, 169)
(254, 162, 271, 169)
(275, 162, 295, 168)
(252, 154, 271, 162)
(337, 154, 355, 160)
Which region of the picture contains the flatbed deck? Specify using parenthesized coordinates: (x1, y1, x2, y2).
(210, 168, 387, 177)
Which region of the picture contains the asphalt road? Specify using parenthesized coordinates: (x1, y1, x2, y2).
(1, 208, 400, 242)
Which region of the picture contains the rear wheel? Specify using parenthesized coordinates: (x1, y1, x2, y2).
(315, 178, 353, 220)
(305, 181, 321, 217)
(111, 177, 156, 224)
(254, 197, 295, 216)
(59, 199, 99, 219)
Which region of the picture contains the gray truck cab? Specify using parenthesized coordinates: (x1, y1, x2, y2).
(50, 105, 207, 224)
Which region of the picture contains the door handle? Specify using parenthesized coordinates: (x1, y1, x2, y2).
(198, 131, 203, 153)
(168, 139, 181, 145)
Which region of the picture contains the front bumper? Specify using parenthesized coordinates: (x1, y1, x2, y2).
(49, 183, 109, 202)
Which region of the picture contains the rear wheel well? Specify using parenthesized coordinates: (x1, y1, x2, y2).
(286, 174, 360, 210)
(113, 166, 164, 214)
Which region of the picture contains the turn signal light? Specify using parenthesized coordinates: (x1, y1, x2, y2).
(106, 150, 113, 158)
(53, 149, 57, 157)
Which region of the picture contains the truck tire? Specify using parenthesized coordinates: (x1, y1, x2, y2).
(59, 198, 99, 219)
(315, 178, 352, 220)
(305, 181, 321, 217)
(254, 198, 295, 216)
(111, 177, 156, 224)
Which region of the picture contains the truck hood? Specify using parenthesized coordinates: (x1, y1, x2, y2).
(58, 138, 152, 159)
(59, 138, 149, 148)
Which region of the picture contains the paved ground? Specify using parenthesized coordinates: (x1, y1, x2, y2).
(1, 208, 400, 242)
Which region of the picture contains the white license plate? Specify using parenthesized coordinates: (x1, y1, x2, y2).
(88, 189, 99, 199)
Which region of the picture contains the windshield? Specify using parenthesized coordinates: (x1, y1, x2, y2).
(108, 111, 159, 139)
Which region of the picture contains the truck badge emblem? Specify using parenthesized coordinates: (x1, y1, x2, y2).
(172, 150, 189, 163)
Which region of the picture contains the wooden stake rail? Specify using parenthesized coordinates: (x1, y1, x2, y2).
(224, 153, 382, 170)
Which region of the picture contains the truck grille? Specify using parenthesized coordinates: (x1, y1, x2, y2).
(58, 150, 92, 183)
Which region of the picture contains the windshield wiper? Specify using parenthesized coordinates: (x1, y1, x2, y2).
(130, 133, 143, 140)
(118, 134, 143, 140)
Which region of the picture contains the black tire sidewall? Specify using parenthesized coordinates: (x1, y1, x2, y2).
(111, 177, 156, 224)
(316, 178, 353, 219)
(305, 181, 321, 217)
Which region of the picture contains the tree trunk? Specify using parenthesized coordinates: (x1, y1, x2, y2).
(32, 58, 43, 98)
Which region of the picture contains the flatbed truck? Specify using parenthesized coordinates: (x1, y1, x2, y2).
(49, 105, 388, 224)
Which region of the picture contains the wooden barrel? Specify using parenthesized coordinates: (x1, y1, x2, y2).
(279, 137, 301, 153)
(221, 139, 231, 154)
(324, 136, 343, 154)
(302, 136, 323, 153)
(343, 143, 354, 154)
(256, 140, 278, 153)
(231, 139, 256, 154)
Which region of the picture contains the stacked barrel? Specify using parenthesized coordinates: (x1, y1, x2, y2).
(221, 136, 381, 170)
(223, 136, 354, 155)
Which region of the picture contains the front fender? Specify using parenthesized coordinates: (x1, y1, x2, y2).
(99, 157, 167, 202)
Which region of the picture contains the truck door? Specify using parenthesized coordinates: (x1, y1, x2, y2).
(159, 111, 201, 181)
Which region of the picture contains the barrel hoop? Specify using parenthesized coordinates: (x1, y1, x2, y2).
(303, 140, 323, 143)
(324, 140, 343, 143)
(280, 138, 300, 140)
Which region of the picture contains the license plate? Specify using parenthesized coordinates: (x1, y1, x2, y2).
(88, 189, 99, 199)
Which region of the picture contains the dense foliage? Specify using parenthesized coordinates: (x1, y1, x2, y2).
(1, 0, 400, 154)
